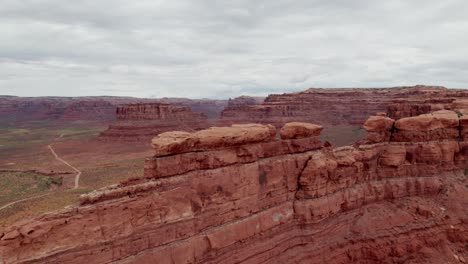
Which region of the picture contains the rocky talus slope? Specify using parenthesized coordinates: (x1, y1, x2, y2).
(99, 103, 210, 141)
(221, 85, 468, 127)
(1, 113, 467, 263)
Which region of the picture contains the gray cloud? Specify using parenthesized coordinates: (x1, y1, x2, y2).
(0, 0, 467, 98)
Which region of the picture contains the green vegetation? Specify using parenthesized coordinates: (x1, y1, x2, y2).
(0, 121, 152, 228)
(80, 158, 144, 188)
(0, 171, 61, 205)
(0, 188, 88, 228)
(0, 125, 105, 151)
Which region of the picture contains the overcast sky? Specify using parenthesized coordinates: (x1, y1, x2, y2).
(0, 0, 467, 98)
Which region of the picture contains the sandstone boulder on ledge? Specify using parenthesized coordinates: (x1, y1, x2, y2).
(395, 110, 459, 131)
(151, 124, 276, 156)
(280, 122, 323, 139)
(363, 116, 395, 132)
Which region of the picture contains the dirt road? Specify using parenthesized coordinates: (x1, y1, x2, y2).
(48, 144, 81, 189)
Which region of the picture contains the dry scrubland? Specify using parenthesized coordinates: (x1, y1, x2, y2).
(0, 122, 152, 227)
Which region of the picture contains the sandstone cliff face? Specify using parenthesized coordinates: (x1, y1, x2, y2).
(220, 85, 468, 127)
(99, 103, 210, 141)
(1, 115, 467, 263)
(157, 98, 228, 119)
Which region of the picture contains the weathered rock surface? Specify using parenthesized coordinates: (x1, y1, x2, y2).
(99, 103, 210, 141)
(151, 124, 276, 156)
(1, 114, 467, 264)
(362, 115, 395, 143)
(280, 122, 323, 139)
(395, 110, 459, 132)
(392, 110, 460, 142)
(220, 85, 468, 128)
(363, 115, 395, 132)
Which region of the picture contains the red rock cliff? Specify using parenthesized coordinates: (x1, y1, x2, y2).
(99, 103, 210, 141)
(1, 116, 467, 263)
(221, 85, 468, 127)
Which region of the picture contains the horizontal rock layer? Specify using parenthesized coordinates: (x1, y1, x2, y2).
(99, 103, 210, 141)
(0, 96, 227, 125)
(1, 118, 467, 264)
(220, 85, 468, 127)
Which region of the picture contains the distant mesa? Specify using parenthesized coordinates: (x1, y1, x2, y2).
(3, 85, 467, 147)
(0, 96, 227, 125)
(220, 85, 468, 128)
(227, 95, 265, 107)
(99, 103, 210, 141)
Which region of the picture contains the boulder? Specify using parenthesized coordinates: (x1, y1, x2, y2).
(151, 124, 277, 156)
(363, 116, 395, 132)
(280, 122, 323, 139)
(395, 110, 459, 132)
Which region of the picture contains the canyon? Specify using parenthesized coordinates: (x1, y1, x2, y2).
(5, 85, 468, 145)
(98, 85, 468, 144)
(1, 109, 467, 263)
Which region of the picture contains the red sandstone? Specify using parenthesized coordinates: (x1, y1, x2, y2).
(220, 85, 468, 127)
(99, 103, 210, 141)
(1, 113, 467, 263)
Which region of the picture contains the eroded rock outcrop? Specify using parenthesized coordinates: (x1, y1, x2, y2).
(99, 103, 210, 141)
(220, 85, 468, 128)
(1, 117, 467, 263)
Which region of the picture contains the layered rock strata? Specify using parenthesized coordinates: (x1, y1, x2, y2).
(0, 97, 117, 124)
(99, 103, 209, 141)
(1, 117, 467, 263)
(226, 96, 264, 107)
(0, 96, 227, 125)
(220, 85, 468, 127)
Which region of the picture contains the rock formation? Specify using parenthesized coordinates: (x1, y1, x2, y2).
(0, 97, 117, 124)
(0, 96, 227, 125)
(99, 103, 210, 141)
(157, 98, 228, 119)
(220, 85, 468, 127)
(1, 112, 467, 263)
(226, 96, 265, 107)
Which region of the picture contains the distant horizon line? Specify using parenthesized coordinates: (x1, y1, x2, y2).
(1, 84, 466, 100)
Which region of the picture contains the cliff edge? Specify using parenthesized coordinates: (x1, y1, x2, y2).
(1, 113, 467, 263)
